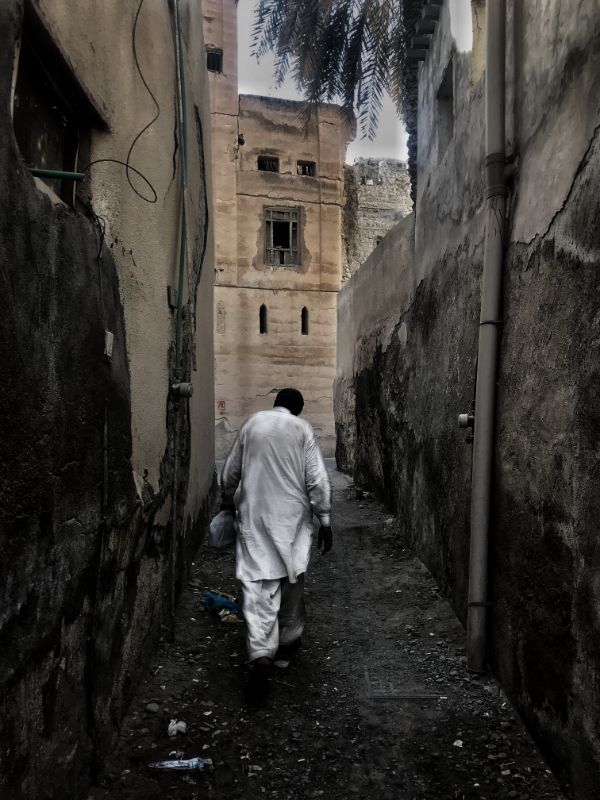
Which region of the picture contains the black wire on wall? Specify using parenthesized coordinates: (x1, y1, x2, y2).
(81, 0, 160, 204)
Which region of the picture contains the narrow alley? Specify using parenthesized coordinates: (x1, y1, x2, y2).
(92, 466, 564, 800)
(2, 1, 600, 798)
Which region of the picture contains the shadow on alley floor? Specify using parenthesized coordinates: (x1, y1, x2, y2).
(92, 467, 566, 800)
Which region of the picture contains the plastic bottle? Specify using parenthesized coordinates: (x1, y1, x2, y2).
(149, 757, 211, 770)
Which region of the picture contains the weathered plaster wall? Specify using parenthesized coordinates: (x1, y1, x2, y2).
(335, 214, 416, 471)
(31, 0, 214, 497)
(210, 90, 351, 457)
(203, 0, 238, 290)
(342, 158, 412, 280)
(335, 1, 600, 796)
(0, 2, 214, 797)
(491, 3, 600, 795)
(215, 284, 338, 457)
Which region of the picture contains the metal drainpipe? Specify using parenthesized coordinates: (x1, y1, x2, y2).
(173, 0, 188, 383)
(169, 0, 191, 633)
(28, 168, 85, 181)
(466, 0, 507, 673)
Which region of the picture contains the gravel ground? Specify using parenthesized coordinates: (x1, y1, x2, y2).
(91, 467, 566, 800)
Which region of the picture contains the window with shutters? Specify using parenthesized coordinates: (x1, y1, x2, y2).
(258, 155, 279, 173)
(265, 207, 300, 266)
(296, 160, 316, 177)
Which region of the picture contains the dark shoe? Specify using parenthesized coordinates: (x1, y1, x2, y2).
(275, 638, 302, 660)
(245, 657, 273, 703)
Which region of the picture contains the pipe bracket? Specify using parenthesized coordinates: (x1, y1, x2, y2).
(468, 601, 494, 608)
(485, 152, 507, 198)
(479, 319, 502, 327)
(172, 382, 193, 398)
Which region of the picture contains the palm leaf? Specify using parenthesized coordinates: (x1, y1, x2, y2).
(248, 0, 422, 147)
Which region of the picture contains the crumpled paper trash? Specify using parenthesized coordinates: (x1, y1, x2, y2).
(168, 719, 187, 737)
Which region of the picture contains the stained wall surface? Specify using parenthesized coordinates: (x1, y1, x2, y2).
(335, 1, 600, 796)
(0, 1, 214, 797)
(201, 1, 353, 457)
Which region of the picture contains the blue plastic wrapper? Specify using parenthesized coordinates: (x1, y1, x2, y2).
(149, 757, 211, 770)
(200, 590, 241, 616)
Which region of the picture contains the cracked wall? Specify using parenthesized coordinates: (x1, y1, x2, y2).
(335, 2, 600, 796)
(0, 2, 215, 798)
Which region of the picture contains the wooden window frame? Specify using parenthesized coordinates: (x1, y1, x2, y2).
(296, 160, 316, 177)
(12, 2, 105, 205)
(264, 206, 300, 266)
(258, 155, 280, 173)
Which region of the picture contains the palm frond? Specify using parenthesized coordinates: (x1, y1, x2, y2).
(249, 0, 421, 146)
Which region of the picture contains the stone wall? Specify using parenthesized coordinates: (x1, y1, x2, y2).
(335, 2, 600, 796)
(342, 158, 412, 280)
(0, 2, 215, 797)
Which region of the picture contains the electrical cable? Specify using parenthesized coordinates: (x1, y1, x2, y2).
(127, 0, 161, 178)
(80, 158, 157, 203)
(78, 197, 107, 324)
(80, 0, 160, 203)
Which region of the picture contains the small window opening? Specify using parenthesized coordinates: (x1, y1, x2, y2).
(437, 58, 454, 161)
(258, 155, 279, 173)
(301, 307, 309, 335)
(216, 301, 226, 334)
(259, 304, 268, 334)
(265, 207, 300, 266)
(297, 160, 316, 177)
(12, 6, 102, 205)
(206, 48, 223, 73)
(375, 237, 382, 247)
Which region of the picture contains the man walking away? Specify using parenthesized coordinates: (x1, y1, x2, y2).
(220, 388, 332, 699)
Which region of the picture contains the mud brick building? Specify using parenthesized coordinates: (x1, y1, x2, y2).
(203, 0, 353, 458)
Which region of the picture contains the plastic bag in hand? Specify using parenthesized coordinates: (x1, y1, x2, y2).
(208, 510, 236, 549)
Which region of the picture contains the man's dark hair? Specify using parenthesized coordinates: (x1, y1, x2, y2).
(274, 388, 304, 416)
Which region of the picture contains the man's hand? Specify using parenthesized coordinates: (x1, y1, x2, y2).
(318, 525, 333, 554)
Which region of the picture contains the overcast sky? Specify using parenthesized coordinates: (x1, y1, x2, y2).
(237, 4, 409, 164)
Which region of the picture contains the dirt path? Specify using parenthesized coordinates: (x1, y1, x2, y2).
(92, 467, 566, 800)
